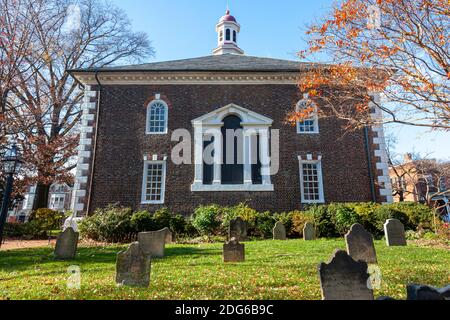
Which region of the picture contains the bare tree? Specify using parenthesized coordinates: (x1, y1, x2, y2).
(0, 0, 36, 143)
(6, 0, 154, 208)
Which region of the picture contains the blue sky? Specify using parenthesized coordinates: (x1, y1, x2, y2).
(109, 0, 450, 160)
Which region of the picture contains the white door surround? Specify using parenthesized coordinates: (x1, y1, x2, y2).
(191, 103, 274, 192)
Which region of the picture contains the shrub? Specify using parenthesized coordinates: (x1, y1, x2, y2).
(78, 205, 135, 243)
(329, 204, 360, 235)
(29, 208, 64, 231)
(152, 207, 174, 230)
(306, 205, 339, 238)
(374, 205, 412, 232)
(387, 202, 434, 230)
(253, 211, 277, 238)
(130, 210, 157, 232)
(221, 203, 258, 232)
(348, 202, 381, 237)
(290, 210, 314, 237)
(274, 212, 293, 237)
(169, 214, 188, 236)
(4, 223, 27, 238)
(192, 205, 222, 235)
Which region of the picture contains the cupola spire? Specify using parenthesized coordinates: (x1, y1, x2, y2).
(212, 7, 244, 55)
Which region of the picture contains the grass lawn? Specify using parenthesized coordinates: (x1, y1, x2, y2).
(0, 239, 448, 300)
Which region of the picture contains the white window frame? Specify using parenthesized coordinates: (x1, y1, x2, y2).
(296, 99, 319, 134)
(146, 100, 168, 135)
(141, 160, 166, 204)
(299, 157, 325, 204)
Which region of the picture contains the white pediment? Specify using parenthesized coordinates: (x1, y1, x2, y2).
(192, 103, 273, 126)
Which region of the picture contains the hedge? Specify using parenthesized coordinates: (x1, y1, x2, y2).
(76, 202, 437, 243)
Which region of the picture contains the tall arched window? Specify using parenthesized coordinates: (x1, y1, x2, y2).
(226, 29, 231, 41)
(147, 100, 168, 134)
(221, 115, 243, 184)
(233, 30, 237, 42)
(219, 30, 223, 42)
(296, 99, 319, 134)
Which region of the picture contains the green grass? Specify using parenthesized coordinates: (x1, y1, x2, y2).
(0, 239, 448, 300)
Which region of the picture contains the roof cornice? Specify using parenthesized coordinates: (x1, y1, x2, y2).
(69, 70, 301, 85)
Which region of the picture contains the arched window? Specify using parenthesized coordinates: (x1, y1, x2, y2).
(233, 30, 237, 42)
(226, 29, 231, 41)
(219, 30, 223, 42)
(221, 115, 243, 184)
(147, 100, 168, 134)
(296, 99, 319, 134)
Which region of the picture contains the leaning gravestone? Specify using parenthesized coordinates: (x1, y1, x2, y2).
(303, 222, 315, 241)
(318, 249, 374, 300)
(165, 229, 173, 244)
(229, 217, 248, 241)
(273, 221, 287, 240)
(223, 237, 245, 263)
(384, 219, 407, 246)
(138, 228, 168, 258)
(345, 223, 377, 264)
(54, 227, 79, 260)
(116, 242, 151, 287)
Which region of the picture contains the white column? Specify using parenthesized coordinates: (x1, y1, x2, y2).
(213, 127, 222, 185)
(193, 126, 203, 184)
(259, 128, 271, 185)
(243, 129, 253, 185)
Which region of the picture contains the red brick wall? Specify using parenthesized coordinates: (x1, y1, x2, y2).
(89, 84, 377, 215)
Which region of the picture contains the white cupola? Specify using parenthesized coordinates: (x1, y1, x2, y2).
(212, 9, 244, 55)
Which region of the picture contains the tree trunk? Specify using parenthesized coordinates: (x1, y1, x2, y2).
(32, 182, 51, 210)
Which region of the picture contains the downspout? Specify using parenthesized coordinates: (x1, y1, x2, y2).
(364, 126, 377, 202)
(86, 71, 102, 215)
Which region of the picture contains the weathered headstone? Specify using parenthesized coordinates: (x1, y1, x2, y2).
(138, 228, 168, 258)
(384, 219, 407, 246)
(303, 222, 315, 241)
(116, 242, 151, 287)
(318, 250, 374, 300)
(407, 284, 446, 300)
(273, 221, 287, 240)
(223, 237, 245, 262)
(345, 223, 377, 264)
(229, 217, 248, 241)
(165, 229, 173, 244)
(54, 227, 79, 260)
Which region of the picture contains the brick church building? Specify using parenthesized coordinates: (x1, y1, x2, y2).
(69, 10, 393, 216)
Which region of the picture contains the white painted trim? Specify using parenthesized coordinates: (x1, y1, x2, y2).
(71, 72, 300, 86)
(141, 160, 166, 204)
(146, 99, 169, 135)
(298, 157, 325, 204)
(191, 183, 274, 192)
(296, 99, 319, 134)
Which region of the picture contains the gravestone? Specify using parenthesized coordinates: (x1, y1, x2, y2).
(223, 237, 245, 262)
(345, 223, 377, 264)
(54, 227, 79, 260)
(303, 222, 315, 241)
(407, 284, 447, 300)
(318, 249, 374, 300)
(138, 228, 168, 258)
(229, 217, 248, 241)
(165, 229, 173, 244)
(116, 242, 151, 287)
(384, 219, 407, 246)
(273, 221, 287, 240)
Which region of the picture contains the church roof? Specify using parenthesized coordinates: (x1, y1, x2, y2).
(70, 54, 327, 73)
